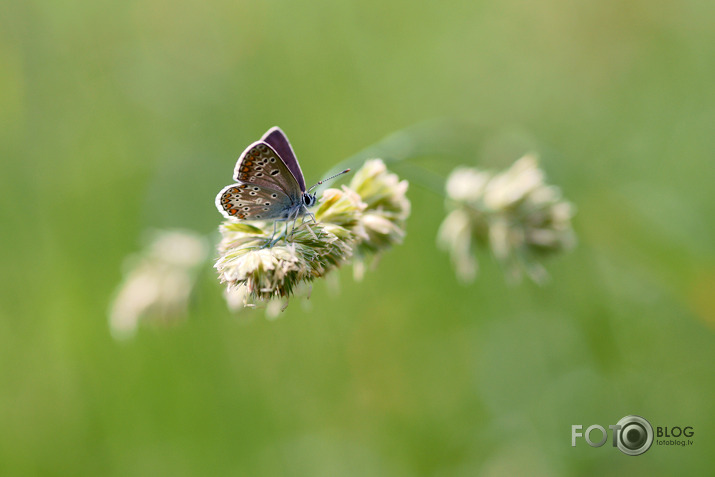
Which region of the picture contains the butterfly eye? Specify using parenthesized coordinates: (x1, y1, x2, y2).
(304, 194, 316, 206)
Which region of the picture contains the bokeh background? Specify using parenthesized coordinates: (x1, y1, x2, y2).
(1, 0, 714, 475)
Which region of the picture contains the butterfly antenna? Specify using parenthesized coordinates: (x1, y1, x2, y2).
(308, 168, 351, 192)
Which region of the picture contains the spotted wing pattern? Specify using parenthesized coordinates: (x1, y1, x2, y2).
(232, 141, 303, 198)
(215, 182, 295, 220)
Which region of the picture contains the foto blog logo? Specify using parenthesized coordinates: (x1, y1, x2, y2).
(571, 416, 695, 456)
(572, 415, 653, 456)
(571, 415, 694, 456)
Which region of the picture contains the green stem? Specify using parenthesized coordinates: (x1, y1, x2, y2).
(316, 118, 482, 195)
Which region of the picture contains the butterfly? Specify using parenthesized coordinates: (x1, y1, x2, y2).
(216, 127, 349, 227)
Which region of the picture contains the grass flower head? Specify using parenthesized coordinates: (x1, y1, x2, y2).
(109, 230, 208, 338)
(215, 159, 411, 309)
(438, 155, 575, 283)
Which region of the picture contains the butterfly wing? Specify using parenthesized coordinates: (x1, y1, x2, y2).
(261, 127, 306, 192)
(233, 140, 303, 199)
(215, 182, 295, 220)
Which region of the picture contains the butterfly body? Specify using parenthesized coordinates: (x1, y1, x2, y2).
(216, 127, 316, 222)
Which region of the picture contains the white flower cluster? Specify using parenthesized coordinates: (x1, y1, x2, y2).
(438, 155, 575, 283)
(109, 230, 208, 338)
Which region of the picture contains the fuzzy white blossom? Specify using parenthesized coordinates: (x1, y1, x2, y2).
(346, 159, 410, 279)
(109, 230, 208, 339)
(438, 155, 575, 283)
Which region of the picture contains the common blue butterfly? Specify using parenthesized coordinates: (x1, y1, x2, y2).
(216, 127, 349, 224)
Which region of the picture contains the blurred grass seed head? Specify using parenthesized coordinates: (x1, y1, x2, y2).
(109, 230, 208, 339)
(438, 154, 576, 284)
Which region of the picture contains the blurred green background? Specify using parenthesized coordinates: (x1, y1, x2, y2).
(1, 0, 713, 475)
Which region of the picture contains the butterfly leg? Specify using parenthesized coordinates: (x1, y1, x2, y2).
(260, 219, 290, 249)
(303, 208, 317, 225)
(301, 206, 319, 239)
(260, 221, 278, 249)
(269, 220, 279, 243)
(287, 209, 301, 240)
